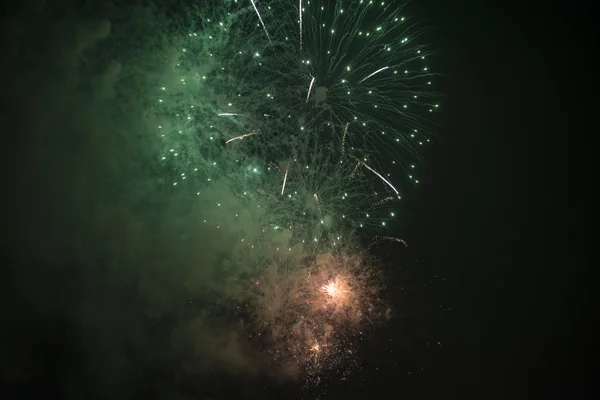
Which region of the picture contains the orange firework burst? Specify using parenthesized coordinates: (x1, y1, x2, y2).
(248, 243, 385, 379)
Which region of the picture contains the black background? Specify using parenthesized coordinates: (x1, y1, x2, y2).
(385, 0, 589, 397)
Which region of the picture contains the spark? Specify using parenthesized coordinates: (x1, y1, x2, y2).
(350, 161, 361, 177)
(225, 130, 258, 144)
(299, 0, 303, 52)
(379, 236, 408, 247)
(373, 196, 397, 206)
(281, 162, 290, 195)
(250, 0, 272, 47)
(306, 76, 315, 103)
(358, 66, 390, 84)
(352, 156, 399, 195)
(340, 122, 349, 158)
(218, 113, 244, 117)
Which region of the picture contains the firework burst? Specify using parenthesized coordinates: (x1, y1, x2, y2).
(152, 1, 440, 243)
(143, 0, 439, 387)
(252, 0, 440, 176)
(248, 244, 385, 378)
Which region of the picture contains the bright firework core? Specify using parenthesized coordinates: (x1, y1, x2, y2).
(320, 278, 349, 300)
(315, 273, 355, 313)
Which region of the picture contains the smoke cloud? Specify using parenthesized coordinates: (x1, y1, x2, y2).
(0, 2, 300, 398)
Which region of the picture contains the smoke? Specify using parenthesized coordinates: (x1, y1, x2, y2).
(0, 1, 299, 397)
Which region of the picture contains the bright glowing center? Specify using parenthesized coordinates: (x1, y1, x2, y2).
(320, 280, 344, 298)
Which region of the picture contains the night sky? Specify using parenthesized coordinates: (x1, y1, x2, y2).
(0, 0, 589, 399)
(397, 0, 589, 397)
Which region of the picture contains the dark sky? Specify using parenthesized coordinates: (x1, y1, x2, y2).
(384, 0, 589, 397)
(0, 0, 589, 399)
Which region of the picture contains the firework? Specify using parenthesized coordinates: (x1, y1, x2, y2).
(248, 243, 384, 377)
(142, 0, 438, 386)
(251, 0, 440, 178)
(151, 1, 440, 242)
(218, 0, 437, 237)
